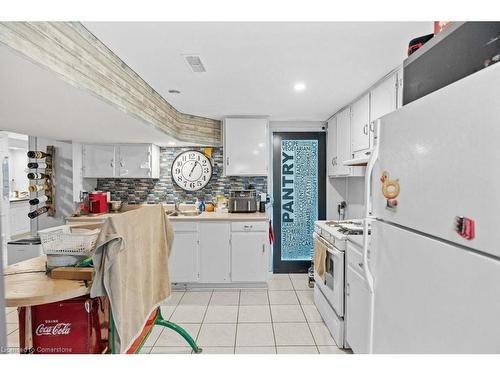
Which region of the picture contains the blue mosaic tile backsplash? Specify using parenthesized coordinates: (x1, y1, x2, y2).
(96, 147, 267, 204)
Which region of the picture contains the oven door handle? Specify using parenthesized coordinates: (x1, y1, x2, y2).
(314, 234, 336, 254)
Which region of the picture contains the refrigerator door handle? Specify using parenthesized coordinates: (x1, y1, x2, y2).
(363, 119, 380, 354)
(363, 119, 380, 293)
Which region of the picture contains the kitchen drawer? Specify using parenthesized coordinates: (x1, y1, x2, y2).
(171, 221, 198, 232)
(231, 221, 267, 232)
(347, 240, 365, 275)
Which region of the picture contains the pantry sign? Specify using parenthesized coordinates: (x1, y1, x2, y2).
(280, 139, 318, 261)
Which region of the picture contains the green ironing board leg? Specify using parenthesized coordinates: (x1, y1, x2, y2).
(109, 307, 202, 354)
(155, 308, 203, 353)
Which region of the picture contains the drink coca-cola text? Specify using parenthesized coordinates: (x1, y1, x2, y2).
(35, 322, 72, 336)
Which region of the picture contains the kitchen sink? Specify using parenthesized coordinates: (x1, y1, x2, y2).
(166, 210, 200, 217)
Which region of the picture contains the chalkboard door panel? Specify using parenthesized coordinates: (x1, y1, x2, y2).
(272, 132, 326, 273)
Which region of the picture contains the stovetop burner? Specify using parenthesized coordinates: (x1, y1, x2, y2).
(323, 220, 369, 235)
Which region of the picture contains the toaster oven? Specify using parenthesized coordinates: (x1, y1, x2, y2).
(228, 190, 257, 213)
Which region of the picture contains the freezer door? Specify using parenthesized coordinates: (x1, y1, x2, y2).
(371, 221, 500, 353)
(372, 63, 500, 258)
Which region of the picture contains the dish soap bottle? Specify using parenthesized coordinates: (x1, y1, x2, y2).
(199, 199, 206, 213)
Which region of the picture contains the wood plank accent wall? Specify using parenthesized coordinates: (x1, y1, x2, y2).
(0, 22, 222, 145)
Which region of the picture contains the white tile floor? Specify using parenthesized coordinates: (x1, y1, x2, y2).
(3, 273, 352, 355)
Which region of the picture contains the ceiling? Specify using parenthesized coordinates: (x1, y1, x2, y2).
(0, 44, 189, 146)
(84, 22, 433, 121)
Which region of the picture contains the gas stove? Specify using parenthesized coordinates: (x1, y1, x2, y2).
(326, 220, 370, 235)
(314, 219, 368, 251)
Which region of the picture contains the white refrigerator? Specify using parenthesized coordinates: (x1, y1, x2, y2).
(362, 62, 500, 353)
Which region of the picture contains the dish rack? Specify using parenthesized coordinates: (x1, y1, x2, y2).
(38, 224, 101, 269)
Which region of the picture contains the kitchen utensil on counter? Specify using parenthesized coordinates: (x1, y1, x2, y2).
(79, 191, 89, 215)
(109, 200, 123, 213)
(89, 191, 108, 215)
(228, 189, 257, 213)
(259, 192, 267, 213)
(198, 200, 206, 213)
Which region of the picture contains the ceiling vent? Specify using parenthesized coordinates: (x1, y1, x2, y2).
(183, 54, 206, 73)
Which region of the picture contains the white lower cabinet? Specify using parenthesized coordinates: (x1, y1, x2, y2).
(9, 200, 30, 237)
(345, 253, 371, 354)
(168, 220, 269, 285)
(199, 222, 231, 283)
(231, 223, 268, 282)
(169, 222, 199, 283)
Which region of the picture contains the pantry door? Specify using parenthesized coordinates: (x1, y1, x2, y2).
(272, 132, 326, 273)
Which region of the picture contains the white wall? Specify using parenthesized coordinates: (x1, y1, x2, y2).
(8, 148, 28, 193)
(326, 177, 365, 220)
(72, 143, 97, 202)
(30, 137, 76, 231)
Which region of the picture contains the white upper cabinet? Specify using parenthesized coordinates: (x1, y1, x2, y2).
(396, 67, 404, 109)
(117, 144, 160, 178)
(327, 116, 338, 177)
(335, 108, 354, 176)
(82, 143, 159, 178)
(350, 93, 371, 156)
(370, 72, 398, 124)
(82, 144, 116, 178)
(327, 108, 364, 177)
(223, 118, 269, 176)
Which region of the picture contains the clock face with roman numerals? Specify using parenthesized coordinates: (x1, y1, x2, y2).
(171, 150, 213, 191)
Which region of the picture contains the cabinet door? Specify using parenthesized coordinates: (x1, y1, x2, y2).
(169, 231, 199, 283)
(370, 73, 397, 122)
(350, 94, 370, 154)
(224, 118, 268, 176)
(346, 265, 371, 354)
(82, 144, 116, 178)
(18, 201, 30, 234)
(396, 67, 404, 109)
(118, 144, 152, 178)
(327, 116, 337, 177)
(199, 222, 230, 283)
(335, 108, 352, 176)
(231, 232, 268, 282)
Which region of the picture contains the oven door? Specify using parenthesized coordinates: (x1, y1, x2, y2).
(314, 234, 345, 317)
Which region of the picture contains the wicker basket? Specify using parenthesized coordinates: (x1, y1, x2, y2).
(38, 225, 101, 269)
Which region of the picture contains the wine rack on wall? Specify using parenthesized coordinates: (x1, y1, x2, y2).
(27, 145, 55, 219)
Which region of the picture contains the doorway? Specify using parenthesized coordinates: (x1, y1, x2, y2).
(272, 132, 326, 273)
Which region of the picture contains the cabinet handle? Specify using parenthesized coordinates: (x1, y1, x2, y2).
(346, 283, 350, 296)
(262, 244, 265, 253)
(244, 225, 253, 230)
(110, 160, 114, 168)
(358, 262, 364, 269)
(369, 121, 375, 132)
(226, 157, 230, 166)
(363, 124, 368, 135)
(119, 160, 124, 168)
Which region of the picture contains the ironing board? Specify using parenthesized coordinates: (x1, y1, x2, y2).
(117, 307, 202, 354)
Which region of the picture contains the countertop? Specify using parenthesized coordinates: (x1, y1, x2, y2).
(66, 204, 269, 222)
(10, 197, 30, 202)
(168, 211, 268, 221)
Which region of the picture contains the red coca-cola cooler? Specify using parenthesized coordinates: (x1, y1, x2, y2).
(18, 295, 109, 354)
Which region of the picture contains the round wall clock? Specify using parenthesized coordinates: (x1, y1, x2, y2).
(171, 150, 213, 191)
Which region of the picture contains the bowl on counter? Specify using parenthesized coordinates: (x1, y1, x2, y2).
(109, 200, 123, 213)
